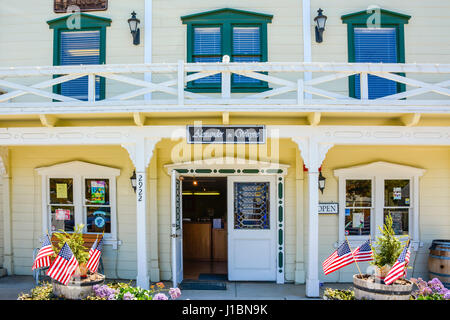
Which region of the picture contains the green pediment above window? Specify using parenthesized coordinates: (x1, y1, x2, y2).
(341, 8, 411, 25)
(181, 8, 273, 24)
(47, 13, 112, 29)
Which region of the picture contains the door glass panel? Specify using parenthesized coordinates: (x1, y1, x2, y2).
(234, 182, 270, 230)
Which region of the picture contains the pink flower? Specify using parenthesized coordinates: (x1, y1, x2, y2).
(153, 293, 168, 300)
(169, 288, 181, 300)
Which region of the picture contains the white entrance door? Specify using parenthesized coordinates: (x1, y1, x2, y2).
(171, 171, 183, 287)
(227, 176, 277, 281)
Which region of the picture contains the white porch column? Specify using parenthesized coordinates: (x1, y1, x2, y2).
(292, 137, 333, 297)
(122, 138, 160, 289)
(0, 148, 12, 274)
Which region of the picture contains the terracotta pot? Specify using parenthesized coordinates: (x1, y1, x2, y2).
(77, 263, 88, 278)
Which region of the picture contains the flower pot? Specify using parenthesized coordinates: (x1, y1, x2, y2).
(52, 273, 105, 300)
(353, 274, 413, 300)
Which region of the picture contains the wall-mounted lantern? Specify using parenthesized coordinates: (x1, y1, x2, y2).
(130, 170, 137, 193)
(128, 11, 141, 45)
(318, 171, 326, 194)
(314, 8, 327, 43)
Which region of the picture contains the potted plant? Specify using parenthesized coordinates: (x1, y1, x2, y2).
(352, 213, 413, 300)
(371, 214, 404, 282)
(52, 224, 90, 277)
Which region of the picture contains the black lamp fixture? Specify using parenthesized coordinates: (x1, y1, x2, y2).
(318, 170, 326, 194)
(128, 11, 141, 45)
(314, 8, 327, 43)
(130, 170, 137, 193)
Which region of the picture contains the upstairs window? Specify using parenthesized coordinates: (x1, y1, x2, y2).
(181, 8, 273, 92)
(48, 13, 111, 101)
(341, 8, 411, 99)
(60, 30, 101, 100)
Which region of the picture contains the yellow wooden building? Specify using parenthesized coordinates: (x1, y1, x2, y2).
(0, 0, 448, 297)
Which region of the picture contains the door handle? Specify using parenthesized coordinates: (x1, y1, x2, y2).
(170, 234, 180, 238)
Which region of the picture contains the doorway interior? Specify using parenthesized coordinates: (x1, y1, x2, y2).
(181, 176, 228, 281)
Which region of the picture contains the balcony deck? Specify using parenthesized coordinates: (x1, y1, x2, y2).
(0, 62, 449, 126)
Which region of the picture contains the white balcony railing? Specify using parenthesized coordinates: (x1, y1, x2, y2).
(0, 61, 449, 115)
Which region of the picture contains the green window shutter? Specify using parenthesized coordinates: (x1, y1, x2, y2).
(341, 8, 411, 99)
(48, 13, 111, 101)
(181, 8, 272, 93)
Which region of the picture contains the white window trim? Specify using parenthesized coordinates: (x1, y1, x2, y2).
(36, 161, 120, 248)
(334, 161, 425, 250)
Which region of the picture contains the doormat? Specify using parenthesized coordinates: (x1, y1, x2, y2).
(198, 273, 228, 281)
(179, 280, 227, 291)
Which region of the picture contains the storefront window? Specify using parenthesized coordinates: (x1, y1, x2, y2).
(49, 178, 74, 232)
(384, 179, 410, 235)
(345, 180, 371, 236)
(85, 179, 111, 234)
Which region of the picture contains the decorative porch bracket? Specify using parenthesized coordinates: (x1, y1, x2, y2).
(121, 137, 161, 289)
(292, 137, 334, 297)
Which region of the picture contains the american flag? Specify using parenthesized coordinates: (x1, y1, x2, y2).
(88, 238, 98, 259)
(384, 241, 411, 285)
(46, 242, 79, 285)
(32, 234, 54, 270)
(322, 240, 354, 275)
(86, 238, 103, 273)
(352, 239, 373, 262)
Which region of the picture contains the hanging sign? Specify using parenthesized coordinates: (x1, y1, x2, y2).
(56, 183, 68, 199)
(55, 209, 71, 221)
(187, 125, 265, 144)
(318, 202, 339, 214)
(90, 181, 106, 204)
(393, 187, 402, 200)
(54, 0, 108, 13)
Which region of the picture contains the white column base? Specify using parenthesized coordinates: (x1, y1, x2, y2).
(136, 274, 150, 289)
(306, 278, 320, 297)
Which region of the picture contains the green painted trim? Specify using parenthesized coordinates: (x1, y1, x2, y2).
(278, 252, 283, 268)
(242, 169, 259, 174)
(176, 169, 189, 173)
(47, 12, 112, 29)
(341, 8, 411, 25)
(181, 8, 273, 23)
(195, 169, 212, 173)
(218, 169, 236, 174)
(278, 206, 283, 223)
(342, 8, 410, 99)
(278, 182, 283, 199)
(50, 14, 110, 101)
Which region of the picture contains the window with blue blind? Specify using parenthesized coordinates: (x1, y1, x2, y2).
(60, 30, 101, 101)
(181, 8, 272, 92)
(354, 28, 398, 99)
(48, 13, 111, 101)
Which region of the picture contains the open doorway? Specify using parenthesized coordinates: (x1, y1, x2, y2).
(182, 176, 228, 281)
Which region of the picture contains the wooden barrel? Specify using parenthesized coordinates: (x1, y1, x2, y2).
(53, 274, 105, 300)
(353, 274, 413, 300)
(428, 240, 450, 288)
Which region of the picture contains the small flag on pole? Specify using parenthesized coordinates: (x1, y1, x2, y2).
(86, 238, 103, 273)
(384, 241, 411, 285)
(352, 239, 373, 262)
(322, 240, 354, 275)
(46, 242, 79, 285)
(88, 238, 98, 259)
(32, 234, 54, 270)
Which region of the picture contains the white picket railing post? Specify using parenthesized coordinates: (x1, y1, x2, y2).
(178, 60, 185, 106)
(360, 72, 369, 100)
(297, 78, 304, 105)
(88, 74, 96, 102)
